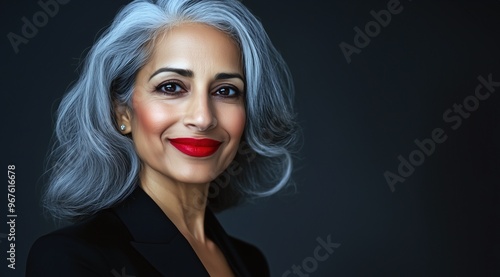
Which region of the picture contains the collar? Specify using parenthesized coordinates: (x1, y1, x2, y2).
(112, 186, 251, 276)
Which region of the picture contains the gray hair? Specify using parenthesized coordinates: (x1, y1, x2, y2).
(44, 0, 299, 221)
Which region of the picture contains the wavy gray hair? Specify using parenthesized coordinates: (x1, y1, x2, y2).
(45, 0, 299, 221)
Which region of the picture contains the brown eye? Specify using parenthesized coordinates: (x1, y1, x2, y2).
(156, 82, 184, 95)
(214, 86, 239, 97)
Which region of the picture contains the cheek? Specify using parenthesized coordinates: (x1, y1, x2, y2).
(217, 106, 245, 170)
(222, 106, 246, 141)
(132, 100, 175, 136)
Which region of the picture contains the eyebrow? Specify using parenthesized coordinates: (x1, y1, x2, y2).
(149, 67, 245, 83)
(215, 72, 245, 83)
(149, 67, 193, 80)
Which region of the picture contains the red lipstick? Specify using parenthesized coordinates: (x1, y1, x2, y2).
(169, 138, 222, 157)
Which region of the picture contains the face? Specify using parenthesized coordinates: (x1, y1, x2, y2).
(118, 23, 246, 185)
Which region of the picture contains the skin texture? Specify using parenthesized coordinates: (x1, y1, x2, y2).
(116, 23, 246, 277)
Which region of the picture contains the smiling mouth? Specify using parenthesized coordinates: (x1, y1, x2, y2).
(169, 138, 222, 157)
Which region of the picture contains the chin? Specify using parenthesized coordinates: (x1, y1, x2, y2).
(168, 165, 225, 185)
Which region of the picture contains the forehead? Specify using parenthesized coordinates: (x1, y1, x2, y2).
(145, 23, 242, 72)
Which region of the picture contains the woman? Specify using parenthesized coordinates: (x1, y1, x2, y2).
(27, 0, 298, 276)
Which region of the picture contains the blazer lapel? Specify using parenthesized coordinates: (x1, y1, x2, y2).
(113, 187, 209, 276)
(130, 239, 209, 276)
(204, 209, 253, 277)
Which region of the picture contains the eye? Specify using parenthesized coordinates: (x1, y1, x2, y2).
(155, 81, 185, 95)
(213, 86, 240, 97)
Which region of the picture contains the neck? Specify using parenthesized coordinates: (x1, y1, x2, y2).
(139, 168, 210, 243)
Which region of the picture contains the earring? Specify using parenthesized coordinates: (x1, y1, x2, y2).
(120, 124, 126, 131)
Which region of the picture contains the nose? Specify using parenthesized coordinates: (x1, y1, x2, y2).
(183, 90, 217, 132)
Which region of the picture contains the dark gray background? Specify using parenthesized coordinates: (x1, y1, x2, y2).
(2, 0, 499, 276)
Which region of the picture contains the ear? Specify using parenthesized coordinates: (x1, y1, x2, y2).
(114, 102, 133, 134)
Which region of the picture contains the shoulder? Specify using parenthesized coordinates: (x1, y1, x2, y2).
(26, 210, 142, 276)
(26, 231, 108, 276)
(229, 236, 270, 277)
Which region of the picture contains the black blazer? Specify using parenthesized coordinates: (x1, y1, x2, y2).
(26, 187, 269, 276)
